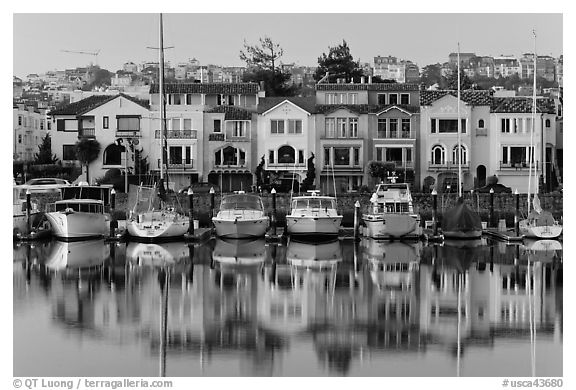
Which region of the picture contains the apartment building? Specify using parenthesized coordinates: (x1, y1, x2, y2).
(13, 103, 49, 162)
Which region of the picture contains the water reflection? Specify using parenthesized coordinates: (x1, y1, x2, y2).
(13, 237, 562, 377)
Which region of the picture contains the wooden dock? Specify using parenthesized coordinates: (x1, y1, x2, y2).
(184, 228, 213, 242)
(482, 228, 523, 242)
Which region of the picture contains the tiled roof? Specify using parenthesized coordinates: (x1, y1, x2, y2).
(206, 106, 254, 120)
(490, 97, 556, 114)
(48, 93, 149, 116)
(257, 97, 317, 114)
(316, 104, 376, 115)
(316, 83, 420, 91)
(420, 90, 493, 106)
(150, 83, 259, 94)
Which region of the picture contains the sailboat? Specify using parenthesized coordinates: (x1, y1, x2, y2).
(126, 14, 189, 241)
(519, 31, 562, 240)
(441, 43, 483, 240)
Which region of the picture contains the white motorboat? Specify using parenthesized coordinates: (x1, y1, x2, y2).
(362, 182, 421, 239)
(286, 191, 342, 236)
(212, 192, 269, 238)
(126, 184, 189, 241)
(45, 185, 112, 240)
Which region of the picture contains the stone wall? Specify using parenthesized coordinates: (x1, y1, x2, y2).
(28, 191, 563, 228)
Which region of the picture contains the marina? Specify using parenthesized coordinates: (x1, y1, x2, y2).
(13, 236, 562, 377)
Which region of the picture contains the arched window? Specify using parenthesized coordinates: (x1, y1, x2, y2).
(103, 143, 125, 166)
(545, 119, 551, 128)
(478, 119, 485, 128)
(452, 144, 467, 165)
(215, 146, 246, 166)
(278, 145, 295, 164)
(431, 145, 445, 165)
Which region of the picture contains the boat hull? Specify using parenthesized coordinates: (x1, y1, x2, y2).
(213, 217, 269, 238)
(127, 216, 189, 240)
(286, 215, 342, 236)
(442, 229, 483, 239)
(519, 221, 562, 239)
(363, 213, 421, 239)
(46, 211, 107, 240)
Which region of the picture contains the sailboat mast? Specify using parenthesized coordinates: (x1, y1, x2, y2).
(457, 43, 463, 198)
(528, 31, 537, 214)
(159, 13, 167, 182)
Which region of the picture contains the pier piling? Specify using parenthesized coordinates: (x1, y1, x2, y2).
(514, 189, 520, 236)
(271, 188, 277, 236)
(432, 189, 438, 236)
(209, 187, 215, 221)
(188, 188, 194, 235)
(25, 189, 31, 235)
(109, 188, 116, 238)
(354, 201, 361, 240)
(489, 188, 495, 228)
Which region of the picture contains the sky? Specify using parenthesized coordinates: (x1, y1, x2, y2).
(13, 13, 563, 78)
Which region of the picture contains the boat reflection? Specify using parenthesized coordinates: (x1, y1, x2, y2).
(212, 237, 266, 267)
(44, 239, 110, 271)
(286, 238, 342, 269)
(125, 241, 189, 268)
(522, 239, 563, 263)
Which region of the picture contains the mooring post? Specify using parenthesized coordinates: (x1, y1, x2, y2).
(209, 187, 215, 221)
(514, 189, 520, 236)
(354, 200, 361, 240)
(109, 188, 116, 238)
(188, 188, 194, 235)
(271, 188, 277, 236)
(489, 188, 495, 228)
(432, 188, 438, 236)
(25, 189, 31, 235)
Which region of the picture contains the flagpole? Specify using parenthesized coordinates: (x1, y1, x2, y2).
(457, 43, 463, 198)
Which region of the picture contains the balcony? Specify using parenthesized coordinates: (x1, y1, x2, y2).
(499, 161, 539, 170)
(215, 160, 247, 169)
(208, 131, 249, 142)
(376, 160, 415, 169)
(209, 133, 225, 141)
(475, 128, 488, 137)
(78, 128, 95, 138)
(159, 159, 195, 172)
(117, 130, 142, 138)
(375, 130, 415, 139)
(267, 162, 306, 170)
(428, 161, 470, 171)
(155, 130, 197, 139)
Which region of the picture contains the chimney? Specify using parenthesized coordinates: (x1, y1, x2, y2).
(361, 76, 365, 84)
(368, 76, 372, 84)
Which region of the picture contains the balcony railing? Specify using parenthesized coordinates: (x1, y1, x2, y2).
(376, 130, 415, 139)
(428, 161, 470, 170)
(215, 160, 247, 169)
(208, 131, 249, 142)
(117, 130, 142, 138)
(267, 162, 306, 170)
(158, 159, 195, 171)
(78, 128, 95, 138)
(155, 130, 197, 139)
(209, 133, 225, 141)
(475, 128, 488, 136)
(322, 132, 360, 139)
(499, 161, 540, 170)
(376, 160, 415, 169)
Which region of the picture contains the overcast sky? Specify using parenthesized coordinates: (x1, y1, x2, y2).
(13, 13, 562, 78)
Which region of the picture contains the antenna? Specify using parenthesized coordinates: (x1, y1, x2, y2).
(457, 42, 462, 198)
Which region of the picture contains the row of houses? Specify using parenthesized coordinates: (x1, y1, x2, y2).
(37, 80, 561, 193)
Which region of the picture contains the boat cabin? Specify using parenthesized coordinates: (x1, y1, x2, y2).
(220, 194, 264, 211)
(61, 185, 112, 205)
(49, 199, 105, 214)
(372, 183, 414, 213)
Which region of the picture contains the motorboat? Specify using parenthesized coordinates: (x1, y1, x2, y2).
(286, 191, 342, 237)
(362, 182, 421, 239)
(45, 185, 112, 240)
(212, 192, 269, 238)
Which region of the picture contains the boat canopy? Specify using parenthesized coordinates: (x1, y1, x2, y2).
(53, 199, 104, 213)
(292, 197, 336, 210)
(221, 194, 263, 211)
(441, 197, 482, 233)
(61, 186, 111, 204)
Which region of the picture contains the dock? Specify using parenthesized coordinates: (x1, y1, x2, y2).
(184, 227, 213, 243)
(482, 228, 523, 242)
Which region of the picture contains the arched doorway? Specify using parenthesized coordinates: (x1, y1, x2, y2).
(476, 165, 486, 188)
(103, 142, 125, 166)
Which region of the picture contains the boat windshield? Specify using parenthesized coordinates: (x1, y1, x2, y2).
(55, 202, 103, 213)
(292, 198, 336, 209)
(221, 195, 263, 210)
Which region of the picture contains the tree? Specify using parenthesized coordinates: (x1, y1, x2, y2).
(240, 37, 296, 97)
(255, 155, 265, 188)
(33, 133, 59, 165)
(419, 64, 443, 88)
(74, 138, 101, 184)
(371, 75, 397, 84)
(301, 153, 316, 191)
(314, 40, 363, 83)
(443, 68, 474, 90)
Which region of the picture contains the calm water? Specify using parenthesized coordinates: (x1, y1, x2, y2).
(13, 237, 562, 377)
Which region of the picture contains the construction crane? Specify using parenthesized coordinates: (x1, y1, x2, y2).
(61, 49, 101, 66)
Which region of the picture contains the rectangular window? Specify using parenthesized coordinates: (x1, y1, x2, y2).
(173, 94, 182, 105)
(271, 120, 284, 134)
(324, 148, 331, 166)
(103, 116, 109, 129)
(298, 150, 304, 164)
(338, 93, 346, 104)
(406, 148, 413, 162)
(268, 150, 274, 164)
(325, 118, 336, 138)
(401, 119, 411, 137)
(376, 148, 383, 161)
(214, 119, 221, 133)
(502, 147, 508, 164)
(501, 118, 510, 133)
(117, 116, 140, 131)
(40, 120, 44, 130)
(18, 116, 22, 126)
(183, 119, 192, 130)
(186, 94, 192, 105)
(349, 118, 358, 138)
(431, 119, 436, 133)
(389, 119, 398, 138)
(438, 119, 461, 133)
(239, 150, 246, 165)
(377, 119, 387, 138)
(386, 148, 403, 163)
(334, 148, 350, 165)
(171, 118, 180, 131)
(377, 94, 386, 105)
(62, 145, 76, 161)
(215, 150, 222, 166)
(325, 93, 336, 104)
(353, 148, 360, 165)
(169, 146, 182, 165)
(18, 134, 22, 144)
(337, 118, 347, 138)
(233, 121, 245, 137)
(185, 146, 191, 164)
(389, 94, 398, 105)
(400, 93, 410, 105)
(288, 119, 302, 134)
(47, 121, 51, 130)
(349, 93, 358, 104)
(228, 95, 235, 106)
